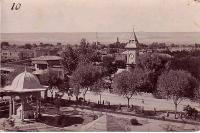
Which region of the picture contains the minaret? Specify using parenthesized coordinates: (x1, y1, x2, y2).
(125, 28, 139, 71)
(116, 37, 119, 43)
(96, 32, 98, 45)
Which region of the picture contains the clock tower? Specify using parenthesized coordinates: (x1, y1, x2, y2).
(125, 29, 139, 71)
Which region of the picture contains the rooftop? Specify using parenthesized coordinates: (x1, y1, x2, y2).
(0, 67, 15, 72)
(31, 56, 62, 61)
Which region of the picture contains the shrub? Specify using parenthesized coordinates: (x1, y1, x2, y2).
(130, 118, 141, 125)
(183, 105, 199, 120)
(89, 102, 97, 108)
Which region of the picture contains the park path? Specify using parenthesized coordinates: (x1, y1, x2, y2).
(45, 90, 200, 112)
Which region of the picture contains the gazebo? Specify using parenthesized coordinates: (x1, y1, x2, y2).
(2, 69, 46, 121)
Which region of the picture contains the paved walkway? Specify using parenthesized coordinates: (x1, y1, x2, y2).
(44, 91, 200, 111)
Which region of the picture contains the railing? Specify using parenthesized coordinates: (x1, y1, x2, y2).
(0, 101, 21, 114)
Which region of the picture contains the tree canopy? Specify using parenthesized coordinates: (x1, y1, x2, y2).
(157, 70, 198, 118)
(166, 56, 200, 80)
(61, 45, 79, 75)
(101, 55, 118, 78)
(91, 79, 106, 103)
(113, 70, 145, 107)
(77, 38, 101, 64)
(70, 63, 103, 101)
(136, 53, 170, 93)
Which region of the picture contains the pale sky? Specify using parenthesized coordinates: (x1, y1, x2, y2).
(1, 0, 200, 33)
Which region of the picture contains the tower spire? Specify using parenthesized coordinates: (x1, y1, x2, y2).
(134, 30, 138, 44)
(129, 26, 138, 43)
(96, 32, 98, 45)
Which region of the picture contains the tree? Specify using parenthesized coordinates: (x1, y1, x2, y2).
(194, 85, 200, 103)
(0, 74, 7, 99)
(70, 63, 103, 101)
(91, 79, 106, 104)
(46, 71, 69, 99)
(102, 55, 117, 77)
(101, 55, 118, 91)
(113, 70, 144, 107)
(157, 70, 198, 118)
(136, 53, 170, 93)
(1, 42, 10, 48)
(24, 44, 32, 49)
(0, 74, 7, 88)
(77, 38, 101, 64)
(61, 45, 78, 75)
(166, 56, 200, 80)
(46, 71, 69, 113)
(47, 72, 63, 99)
(115, 60, 126, 69)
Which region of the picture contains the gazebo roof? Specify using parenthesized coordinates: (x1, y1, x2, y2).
(3, 70, 46, 93)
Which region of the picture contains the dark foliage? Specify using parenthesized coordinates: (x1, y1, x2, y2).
(61, 45, 79, 75)
(0, 74, 7, 88)
(130, 118, 141, 125)
(166, 56, 200, 80)
(183, 105, 199, 120)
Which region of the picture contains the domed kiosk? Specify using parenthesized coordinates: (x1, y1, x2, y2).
(3, 69, 46, 121)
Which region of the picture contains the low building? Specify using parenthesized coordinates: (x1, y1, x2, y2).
(0, 67, 15, 75)
(19, 49, 34, 60)
(1, 49, 20, 61)
(31, 56, 64, 83)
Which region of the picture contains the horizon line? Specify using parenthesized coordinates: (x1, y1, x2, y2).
(1, 31, 200, 34)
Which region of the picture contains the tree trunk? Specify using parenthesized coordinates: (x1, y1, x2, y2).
(83, 88, 88, 101)
(44, 90, 47, 98)
(76, 96, 79, 101)
(127, 98, 130, 108)
(51, 92, 54, 101)
(109, 76, 112, 92)
(174, 103, 178, 119)
(99, 94, 101, 104)
(83, 93, 86, 101)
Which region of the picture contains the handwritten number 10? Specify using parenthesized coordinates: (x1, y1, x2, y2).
(11, 3, 21, 10)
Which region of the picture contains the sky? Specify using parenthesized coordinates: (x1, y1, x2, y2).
(1, 0, 200, 33)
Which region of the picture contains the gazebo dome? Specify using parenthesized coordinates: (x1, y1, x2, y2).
(4, 70, 46, 92)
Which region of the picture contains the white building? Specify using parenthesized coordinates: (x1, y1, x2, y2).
(31, 56, 64, 82)
(1, 49, 20, 61)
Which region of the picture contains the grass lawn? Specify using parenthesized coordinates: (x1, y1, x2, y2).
(103, 113, 200, 132)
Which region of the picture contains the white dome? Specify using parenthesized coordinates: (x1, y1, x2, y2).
(4, 71, 46, 92)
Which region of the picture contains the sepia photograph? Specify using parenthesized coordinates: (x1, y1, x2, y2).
(0, 0, 200, 131)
